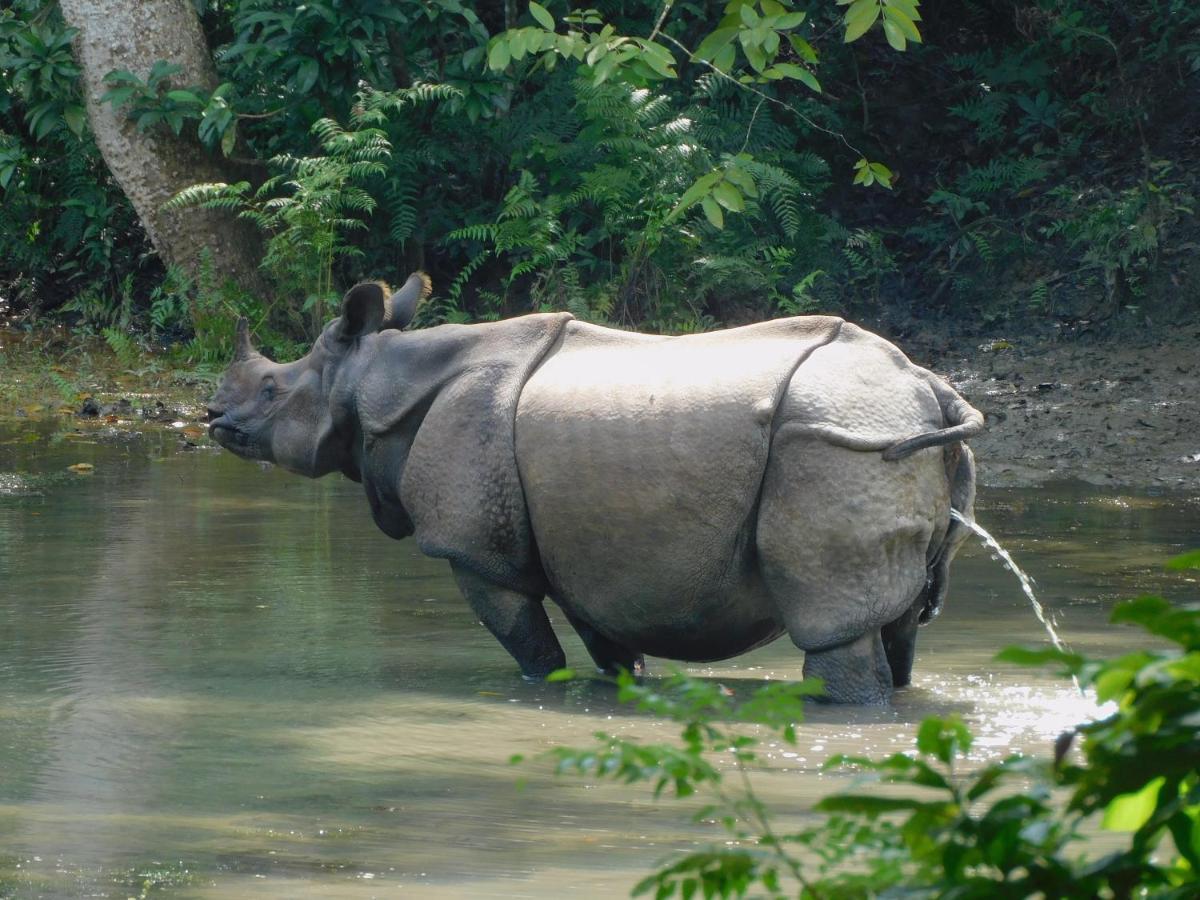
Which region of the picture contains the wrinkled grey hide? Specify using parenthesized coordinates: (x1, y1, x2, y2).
(207, 273, 982, 704)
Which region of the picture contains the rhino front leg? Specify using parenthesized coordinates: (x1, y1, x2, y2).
(802, 630, 893, 705)
(452, 565, 566, 679)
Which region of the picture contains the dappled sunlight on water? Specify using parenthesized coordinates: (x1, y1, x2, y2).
(1, 425, 1195, 896)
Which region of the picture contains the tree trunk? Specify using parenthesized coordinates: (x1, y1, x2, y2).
(58, 0, 265, 292)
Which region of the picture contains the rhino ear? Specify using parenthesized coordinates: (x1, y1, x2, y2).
(382, 271, 432, 331)
(338, 282, 386, 341)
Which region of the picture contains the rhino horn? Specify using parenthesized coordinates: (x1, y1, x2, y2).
(383, 271, 432, 331)
(233, 317, 257, 361)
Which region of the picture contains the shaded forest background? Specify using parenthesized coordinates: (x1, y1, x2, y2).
(2, 0, 1198, 362)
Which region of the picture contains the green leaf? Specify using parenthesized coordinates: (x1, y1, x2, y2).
(509, 29, 529, 60)
(765, 62, 820, 92)
(712, 43, 737, 73)
(788, 34, 819, 64)
(1167, 550, 1200, 570)
(1102, 776, 1165, 831)
(701, 194, 724, 229)
(546, 667, 577, 683)
(166, 89, 202, 105)
(100, 86, 137, 109)
(774, 12, 807, 29)
(488, 38, 511, 70)
(712, 180, 745, 212)
(882, 19, 906, 51)
(816, 794, 943, 816)
(886, 0, 923, 22)
(529, 1, 555, 30)
(669, 171, 723, 220)
(844, 0, 880, 42)
(221, 120, 238, 157)
(295, 57, 319, 93)
(63, 104, 86, 137)
(883, 6, 922, 43)
(995, 645, 1084, 668)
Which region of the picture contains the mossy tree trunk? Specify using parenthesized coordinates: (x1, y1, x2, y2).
(58, 0, 265, 293)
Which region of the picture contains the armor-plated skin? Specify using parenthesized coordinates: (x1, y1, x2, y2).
(207, 274, 982, 704)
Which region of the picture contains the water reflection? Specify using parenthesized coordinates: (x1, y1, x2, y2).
(1, 426, 1194, 896)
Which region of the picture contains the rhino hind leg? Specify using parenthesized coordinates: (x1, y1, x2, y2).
(803, 631, 893, 705)
(452, 565, 566, 679)
(560, 607, 646, 676)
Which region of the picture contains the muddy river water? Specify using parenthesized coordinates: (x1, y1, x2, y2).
(1, 422, 1196, 897)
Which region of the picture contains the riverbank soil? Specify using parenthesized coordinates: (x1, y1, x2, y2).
(903, 326, 1200, 490)
(3, 323, 1197, 490)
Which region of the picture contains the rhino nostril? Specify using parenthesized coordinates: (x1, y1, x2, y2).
(206, 407, 224, 422)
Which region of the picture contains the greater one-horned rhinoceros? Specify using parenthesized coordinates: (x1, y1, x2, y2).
(207, 273, 982, 704)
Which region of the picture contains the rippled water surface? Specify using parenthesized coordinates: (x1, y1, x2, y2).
(1, 422, 1197, 897)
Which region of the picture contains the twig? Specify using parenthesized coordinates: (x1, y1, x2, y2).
(658, 32, 863, 159)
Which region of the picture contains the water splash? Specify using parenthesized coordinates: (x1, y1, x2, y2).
(951, 508, 1083, 694)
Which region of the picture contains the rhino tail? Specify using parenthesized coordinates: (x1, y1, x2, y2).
(882, 376, 984, 462)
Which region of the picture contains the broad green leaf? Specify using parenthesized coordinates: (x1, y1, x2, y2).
(639, 43, 677, 78)
(883, 6, 922, 43)
(766, 62, 821, 91)
(723, 165, 757, 197)
(701, 194, 724, 228)
(694, 27, 737, 61)
(166, 89, 202, 105)
(882, 19, 906, 51)
(529, 1, 555, 30)
(669, 171, 722, 220)
(740, 35, 767, 72)
(509, 28, 529, 60)
(488, 38, 511, 70)
(294, 57, 319, 93)
(100, 86, 136, 108)
(844, 0, 880, 42)
(1167, 550, 1200, 570)
(1102, 776, 1165, 831)
(887, 0, 923, 22)
(995, 645, 1085, 671)
(713, 180, 745, 212)
(774, 12, 807, 29)
(761, 0, 787, 16)
(788, 34, 819, 63)
(63, 104, 85, 137)
(817, 794, 946, 816)
(546, 667, 577, 683)
(220, 120, 238, 157)
(712, 42, 737, 73)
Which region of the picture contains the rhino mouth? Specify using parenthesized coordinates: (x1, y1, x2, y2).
(209, 419, 252, 451)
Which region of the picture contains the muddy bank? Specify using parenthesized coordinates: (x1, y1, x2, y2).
(4, 325, 1198, 490)
(906, 328, 1200, 490)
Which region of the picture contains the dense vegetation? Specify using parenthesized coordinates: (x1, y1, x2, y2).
(2, 1, 1198, 356)
(536, 552, 1200, 898)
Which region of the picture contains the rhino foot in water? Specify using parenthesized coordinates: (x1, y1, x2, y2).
(206, 273, 982, 704)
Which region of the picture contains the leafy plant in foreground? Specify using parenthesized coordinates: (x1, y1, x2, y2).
(529, 553, 1200, 898)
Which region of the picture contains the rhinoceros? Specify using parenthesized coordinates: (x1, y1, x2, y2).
(207, 273, 982, 703)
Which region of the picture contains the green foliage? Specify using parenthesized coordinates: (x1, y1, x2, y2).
(0, 1, 145, 313)
(4, 0, 1200, 333)
(532, 556, 1200, 898)
(167, 114, 390, 338)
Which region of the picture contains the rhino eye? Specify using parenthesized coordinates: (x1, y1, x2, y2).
(261, 378, 276, 401)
